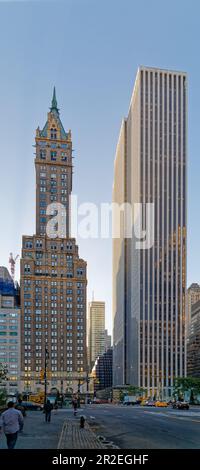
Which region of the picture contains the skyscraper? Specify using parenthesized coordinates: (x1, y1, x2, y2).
(20, 89, 87, 393)
(113, 67, 187, 398)
(88, 301, 105, 371)
(104, 329, 111, 351)
(186, 283, 200, 337)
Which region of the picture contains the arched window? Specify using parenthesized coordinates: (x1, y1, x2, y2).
(51, 127, 57, 140)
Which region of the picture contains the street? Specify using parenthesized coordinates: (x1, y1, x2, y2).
(85, 404, 200, 449)
(0, 404, 200, 449)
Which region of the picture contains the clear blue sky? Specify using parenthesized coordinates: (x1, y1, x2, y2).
(0, 0, 199, 334)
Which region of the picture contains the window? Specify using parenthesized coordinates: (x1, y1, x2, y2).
(51, 128, 57, 140)
(51, 151, 57, 161)
(25, 241, 33, 249)
(24, 264, 31, 273)
(40, 150, 46, 160)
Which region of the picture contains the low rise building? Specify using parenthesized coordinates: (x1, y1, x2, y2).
(0, 267, 21, 393)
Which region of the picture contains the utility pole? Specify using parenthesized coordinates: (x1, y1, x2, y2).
(85, 370, 89, 406)
(44, 347, 49, 406)
(77, 378, 82, 408)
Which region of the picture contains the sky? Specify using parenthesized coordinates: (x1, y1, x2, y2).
(0, 0, 200, 335)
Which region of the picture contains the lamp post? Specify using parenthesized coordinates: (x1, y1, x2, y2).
(44, 347, 49, 405)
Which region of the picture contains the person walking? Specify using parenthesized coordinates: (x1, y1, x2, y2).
(72, 398, 78, 416)
(0, 401, 24, 449)
(44, 399, 53, 423)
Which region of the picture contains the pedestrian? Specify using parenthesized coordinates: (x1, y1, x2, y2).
(44, 399, 53, 423)
(72, 398, 78, 416)
(15, 398, 26, 419)
(0, 401, 24, 449)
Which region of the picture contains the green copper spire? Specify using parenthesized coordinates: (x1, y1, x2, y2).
(50, 86, 59, 113)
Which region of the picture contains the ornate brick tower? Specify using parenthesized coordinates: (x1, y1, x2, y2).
(20, 89, 87, 393)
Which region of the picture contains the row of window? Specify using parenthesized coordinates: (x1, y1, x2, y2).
(24, 241, 74, 250)
(39, 150, 70, 162)
(38, 141, 70, 149)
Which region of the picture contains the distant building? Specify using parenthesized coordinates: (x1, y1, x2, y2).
(93, 347, 113, 392)
(88, 301, 105, 370)
(0, 267, 21, 393)
(187, 284, 200, 337)
(187, 300, 200, 377)
(104, 329, 111, 351)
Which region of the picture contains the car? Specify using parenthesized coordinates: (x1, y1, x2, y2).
(146, 400, 155, 407)
(172, 401, 189, 410)
(155, 401, 168, 407)
(140, 400, 148, 406)
(20, 401, 43, 411)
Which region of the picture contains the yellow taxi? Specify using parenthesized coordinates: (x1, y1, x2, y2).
(155, 401, 168, 407)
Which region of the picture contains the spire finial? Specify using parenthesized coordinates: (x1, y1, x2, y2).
(50, 86, 59, 113)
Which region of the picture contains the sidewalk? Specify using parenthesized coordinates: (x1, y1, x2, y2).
(58, 419, 106, 449)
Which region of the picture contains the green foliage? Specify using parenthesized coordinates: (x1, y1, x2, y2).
(174, 377, 200, 398)
(126, 386, 146, 396)
(0, 388, 7, 406)
(0, 363, 8, 382)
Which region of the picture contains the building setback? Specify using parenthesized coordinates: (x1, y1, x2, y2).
(187, 300, 200, 378)
(113, 66, 187, 398)
(0, 267, 20, 393)
(20, 89, 87, 393)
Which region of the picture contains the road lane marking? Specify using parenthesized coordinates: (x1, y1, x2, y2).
(143, 410, 200, 424)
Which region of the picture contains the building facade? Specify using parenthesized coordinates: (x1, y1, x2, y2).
(187, 299, 200, 377)
(186, 283, 200, 338)
(92, 347, 113, 392)
(113, 66, 187, 398)
(0, 267, 21, 393)
(104, 329, 111, 351)
(20, 89, 87, 393)
(88, 301, 105, 371)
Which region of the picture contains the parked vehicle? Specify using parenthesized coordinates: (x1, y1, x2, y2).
(140, 400, 149, 406)
(123, 395, 136, 405)
(155, 401, 168, 407)
(6, 395, 17, 404)
(20, 401, 43, 411)
(172, 401, 189, 410)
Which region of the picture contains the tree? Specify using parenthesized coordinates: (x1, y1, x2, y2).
(174, 377, 200, 401)
(0, 389, 7, 406)
(0, 363, 8, 406)
(126, 386, 146, 396)
(0, 363, 8, 382)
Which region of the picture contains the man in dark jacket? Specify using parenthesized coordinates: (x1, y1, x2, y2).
(44, 400, 53, 422)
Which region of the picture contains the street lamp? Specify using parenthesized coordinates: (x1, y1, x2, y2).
(44, 347, 49, 405)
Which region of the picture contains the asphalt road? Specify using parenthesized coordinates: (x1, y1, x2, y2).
(0, 404, 200, 449)
(84, 404, 200, 449)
